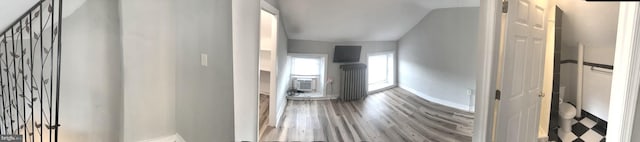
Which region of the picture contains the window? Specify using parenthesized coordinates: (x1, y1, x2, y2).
(289, 55, 326, 96)
(368, 52, 394, 91)
(291, 57, 321, 76)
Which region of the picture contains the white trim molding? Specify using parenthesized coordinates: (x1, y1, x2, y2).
(475, 0, 502, 142)
(367, 84, 397, 95)
(275, 96, 287, 127)
(607, 2, 640, 142)
(176, 134, 186, 142)
(232, 0, 260, 140)
(139, 133, 186, 142)
(399, 85, 474, 112)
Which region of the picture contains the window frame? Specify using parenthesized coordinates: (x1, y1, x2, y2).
(367, 54, 391, 84)
(366, 51, 396, 93)
(287, 53, 329, 96)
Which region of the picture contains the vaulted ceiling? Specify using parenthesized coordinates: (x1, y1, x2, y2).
(277, 0, 479, 41)
(0, 0, 39, 31)
(0, 0, 85, 32)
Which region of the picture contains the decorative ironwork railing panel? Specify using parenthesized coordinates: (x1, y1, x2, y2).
(0, 0, 62, 141)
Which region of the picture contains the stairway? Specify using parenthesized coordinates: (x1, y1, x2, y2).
(0, 0, 63, 141)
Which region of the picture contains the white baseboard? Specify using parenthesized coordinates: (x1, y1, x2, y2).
(176, 133, 186, 142)
(368, 84, 398, 95)
(139, 133, 186, 142)
(275, 97, 287, 127)
(286, 95, 336, 100)
(399, 85, 474, 112)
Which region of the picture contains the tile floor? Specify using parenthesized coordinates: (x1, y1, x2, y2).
(558, 116, 606, 142)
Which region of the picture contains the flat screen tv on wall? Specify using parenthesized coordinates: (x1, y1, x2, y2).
(333, 45, 362, 63)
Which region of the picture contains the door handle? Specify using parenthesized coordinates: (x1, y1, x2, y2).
(538, 92, 544, 97)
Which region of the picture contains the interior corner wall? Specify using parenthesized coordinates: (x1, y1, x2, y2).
(232, 0, 259, 141)
(120, 0, 177, 141)
(175, 0, 235, 141)
(287, 40, 398, 96)
(58, 0, 123, 141)
(397, 7, 479, 111)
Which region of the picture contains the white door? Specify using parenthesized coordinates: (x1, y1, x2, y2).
(496, 0, 548, 141)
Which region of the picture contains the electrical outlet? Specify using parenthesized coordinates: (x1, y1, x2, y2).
(201, 53, 208, 66)
(467, 89, 474, 95)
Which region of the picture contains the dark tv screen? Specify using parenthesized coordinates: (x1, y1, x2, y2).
(333, 45, 361, 63)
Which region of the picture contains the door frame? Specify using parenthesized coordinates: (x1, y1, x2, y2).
(260, 0, 279, 127)
(475, 1, 640, 142)
(258, 0, 280, 139)
(474, 0, 502, 141)
(607, 2, 640, 142)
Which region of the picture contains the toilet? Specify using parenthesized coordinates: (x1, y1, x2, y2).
(558, 86, 577, 132)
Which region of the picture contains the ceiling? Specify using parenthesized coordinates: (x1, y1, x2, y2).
(0, 0, 39, 32)
(0, 0, 85, 33)
(277, 0, 479, 42)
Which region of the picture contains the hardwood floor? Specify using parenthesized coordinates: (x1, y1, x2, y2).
(259, 94, 269, 138)
(260, 88, 474, 142)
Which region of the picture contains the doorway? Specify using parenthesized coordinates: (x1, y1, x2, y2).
(258, 8, 278, 139)
(539, 2, 620, 141)
(476, 0, 640, 142)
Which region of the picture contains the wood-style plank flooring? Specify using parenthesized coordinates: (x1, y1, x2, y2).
(260, 88, 474, 142)
(259, 94, 269, 138)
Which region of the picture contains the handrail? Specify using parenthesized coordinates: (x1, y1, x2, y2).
(0, 0, 62, 141)
(560, 59, 614, 70)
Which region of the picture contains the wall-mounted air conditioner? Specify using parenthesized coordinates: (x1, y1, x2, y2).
(294, 78, 316, 92)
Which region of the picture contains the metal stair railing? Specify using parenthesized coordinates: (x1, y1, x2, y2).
(0, 0, 63, 141)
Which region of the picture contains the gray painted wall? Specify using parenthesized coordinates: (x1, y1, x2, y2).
(397, 7, 479, 109)
(58, 0, 123, 141)
(288, 40, 397, 95)
(5, 0, 236, 141)
(264, 0, 280, 9)
(120, 0, 177, 141)
(176, 0, 235, 141)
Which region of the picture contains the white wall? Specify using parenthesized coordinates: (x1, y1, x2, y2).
(58, 0, 123, 141)
(232, 0, 260, 141)
(120, 0, 177, 141)
(557, 0, 619, 121)
(288, 40, 397, 95)
(272, 13, 290, 127)
(397, 7, 479, 111)
(175, 0, 235, 141)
